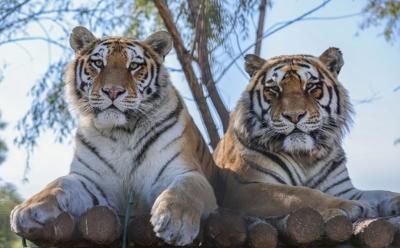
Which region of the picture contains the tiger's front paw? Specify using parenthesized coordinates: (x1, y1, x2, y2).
(150, 190, 202, 246)
(10, 176, 95, 240)
(335, 199, 374, 221)
(10, 191, 67, 239)
(378, 195, 400, 216)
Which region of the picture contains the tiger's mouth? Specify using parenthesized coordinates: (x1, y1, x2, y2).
(106, 105, 123, 112)
(290, 128, 303, 134)
(93, 105, 128, 129)
(282, 129, 315, 153)
(93, 104, 125, 113)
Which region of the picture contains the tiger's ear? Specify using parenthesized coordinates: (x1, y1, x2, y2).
(145, 31, 173, 58)
(244, 54, 266, 77)
(319, 47, 344, 77)
(69, 26, 97, 53)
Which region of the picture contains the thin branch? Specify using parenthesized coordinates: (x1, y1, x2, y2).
(189, 1, 202, 57)
(301, 12, 362, 21)
(352, 92, 381, 105)
(188, 0, 230, 131)
(0, 6, 108, 34)
(166, 66, 183, 72)
(0, 0, 31, 21)
(215, 0, 333, 83)
(267, 12, 362, 31)
(234, 31, 251, 79)
(0, 37, 68, 50)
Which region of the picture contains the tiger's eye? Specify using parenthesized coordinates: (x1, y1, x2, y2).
(92, 60, 103, 68)
(310, 87, 323, 99)
(129, 62, 139, 70)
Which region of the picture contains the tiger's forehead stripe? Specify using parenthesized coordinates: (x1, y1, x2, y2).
(249, 55, 339, 91)
(77, 38, 163, 65)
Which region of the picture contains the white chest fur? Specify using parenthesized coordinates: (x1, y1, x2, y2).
(70, 108, 187, 214)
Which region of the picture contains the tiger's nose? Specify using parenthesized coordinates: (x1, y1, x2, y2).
(282, 111, 307, 124)
(101, 86, 126, 100)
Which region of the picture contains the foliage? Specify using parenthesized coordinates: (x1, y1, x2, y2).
(361, 0, 400, 42)
(0, 0, 368, 171)
(167, 0, 258, 68)
(1, 0, 260, 163)
(0, 183, 22, 247)
(0, 0, 136, 171)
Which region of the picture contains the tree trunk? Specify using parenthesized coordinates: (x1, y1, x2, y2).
(255, 0, 268, 56)
(154, 0, 220, 148)
(188, 0, 230, 132)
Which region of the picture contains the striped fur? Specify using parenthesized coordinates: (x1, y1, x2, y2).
(10, 27, 217, 246)
(214, 48, 400, 219)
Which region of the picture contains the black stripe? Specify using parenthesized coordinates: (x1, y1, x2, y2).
(135, 118, 179, 165)
(246, 86, 259, 135)
(349, 191, 363, 200)
(236, 134, 297, 185)
(332, 167, 347, 178)
(76, 133, 118, 175)
(307, 157, 345, 189)
(245, 159, 287, 184)
(273, 64, 285, 71)
(324, 176, 350, 192)
(161, 133, 183, 151)
(133, 98, 183, 150)
(335, 187, 354, 197)
(76, 155, 102, 177)
(152, 152, 180, 185)
(354, 192, 363, 200)
(256, 89, 269, 120)
(296, 63, 310, 69)
(260, 153, 296, 185)
(333, 84, 341, 114)
(133, 99, 183, 165)
(139, 61, 156, 93)
(77, 59, 85, 91)
(126, 45, 139, 56)
(279, 155, 304, 185)
(319, 84, 332, 114)
(154, 61, 161, 87)
(79, 180, 99, 206)
(70, 171, 111, 206)
(99, 41, 114, 46)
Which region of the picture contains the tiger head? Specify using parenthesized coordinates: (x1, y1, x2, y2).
(65, 26, 173, 129)
(234, 48, 352, 155)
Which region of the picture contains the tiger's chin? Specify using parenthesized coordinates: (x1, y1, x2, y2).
(94, 108, 128, 129)
(282, 132, 315, 153)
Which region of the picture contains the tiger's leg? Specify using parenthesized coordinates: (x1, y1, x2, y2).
(10, 173, 111, 239)
(334, 188, 400, 217)
(150, 170, 217, 246)
(317, 168, 400, 217)
(222, 179, 371, 221)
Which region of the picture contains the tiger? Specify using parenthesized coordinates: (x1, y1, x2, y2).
(10, 26, 218, 246)
(214, 47, 400, 219)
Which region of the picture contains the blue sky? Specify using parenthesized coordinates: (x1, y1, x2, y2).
(0, 0, 399, 199)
